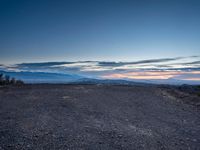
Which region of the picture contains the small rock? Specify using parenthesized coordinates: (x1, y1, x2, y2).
(192, 139, 197, 142)
(118, 134, 123, 138)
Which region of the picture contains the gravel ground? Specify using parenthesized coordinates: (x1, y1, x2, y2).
(0, 84, 199, 150)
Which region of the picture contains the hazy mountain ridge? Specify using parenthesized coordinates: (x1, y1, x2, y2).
(1, 70, 200, 85)
(0, 70, 82, 83)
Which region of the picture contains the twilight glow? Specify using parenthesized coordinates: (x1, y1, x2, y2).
(102, 71, 200, 80)
(0, 0, 200, 84)
(1, 56, 200, 84)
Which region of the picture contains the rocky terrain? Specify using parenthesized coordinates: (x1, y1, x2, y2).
(0, 84, 199, 149)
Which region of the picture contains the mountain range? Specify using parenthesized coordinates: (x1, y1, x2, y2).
(1, 70, 200, 85)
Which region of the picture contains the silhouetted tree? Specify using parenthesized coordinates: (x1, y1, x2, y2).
(5, 75, 10, 84)
(10, 77, 16, 84)
(0, 73, 3, 85)
(0, 73, 3, 79)
(0, 73, 24, 86)
(16, 80, 24, 85)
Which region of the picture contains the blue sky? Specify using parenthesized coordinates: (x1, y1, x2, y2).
(0, 0, 200, 83)
(1, 0, 200, 64)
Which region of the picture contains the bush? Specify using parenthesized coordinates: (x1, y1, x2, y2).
(16, 80, 24, 85)
(0, 74, 24, 86)
(0, 74, 5, 85)
(10, 78, 16, 84)
(5, 75, 10, 84)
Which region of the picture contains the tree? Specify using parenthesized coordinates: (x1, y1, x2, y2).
(0, 73, 3, 79)
(10, 77, 16, 84)
(0, 73, 3, 85)
(16, 80, 24, 85)
(0, 73, 24, 86)
(5, 75, 10, 84)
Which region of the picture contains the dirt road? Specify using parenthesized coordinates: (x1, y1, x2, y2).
(0, 84, 199, 149)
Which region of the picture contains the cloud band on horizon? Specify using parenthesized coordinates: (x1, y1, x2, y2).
(0, 56, 200, 82)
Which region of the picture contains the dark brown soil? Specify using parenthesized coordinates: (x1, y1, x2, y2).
(0, 84, 199, 150)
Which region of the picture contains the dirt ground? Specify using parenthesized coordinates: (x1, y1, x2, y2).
(0, 84, 199, 150)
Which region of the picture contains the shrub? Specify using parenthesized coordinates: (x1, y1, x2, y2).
(16, 80, 24, 85)
(5, 75, 10, 84)
(10, 78, 16, 84)
(0, 74, 24, 86)
(0, 73, 5, 85)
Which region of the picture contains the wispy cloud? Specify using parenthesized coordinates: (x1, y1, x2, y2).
(1, 56, 200, 82)
(102, 71, 200, 80)
(97, 57, 183, 67)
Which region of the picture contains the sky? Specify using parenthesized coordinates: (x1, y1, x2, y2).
(0, 0, 200, 83)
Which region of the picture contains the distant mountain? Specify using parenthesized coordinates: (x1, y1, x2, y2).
(0, 70, 148, 85)
(1, 70, 199, 85)
(74, 78, 200, 86)
(74, 76, 197, 85)
(71, 78, 151, 86)
(0, 70, 83, 83)
(128, 78, 200, 85)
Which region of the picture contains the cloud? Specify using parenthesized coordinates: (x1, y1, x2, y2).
(17, 62, 73, 68)
(189, 55, 200, 58)
(183, 61, 200, 65)
(124, 57, 183, 64)
(1, 56, 199, 82)
(102, 71, 200, 80)
(97, 57, 184, 67)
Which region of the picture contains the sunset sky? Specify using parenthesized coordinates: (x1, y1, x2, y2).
(0, 0, 200, 83)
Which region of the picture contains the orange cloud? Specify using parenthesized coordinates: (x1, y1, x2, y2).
(102, 71, 200, 80)
(182, 78, 200, 81)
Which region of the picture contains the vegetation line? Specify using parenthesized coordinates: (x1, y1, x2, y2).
(0, 73, 24, 85)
